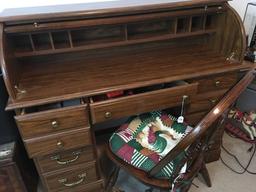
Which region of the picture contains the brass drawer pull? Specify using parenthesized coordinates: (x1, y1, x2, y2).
(33, 22, 39, 28)
(209, 99, 217, 104)
(51, 120, 59, 128)
(56, 140, 64, 148)
(51, 151, 81, 165)
(215, 81, 221, 87)
(105, 111, 112, 119)
(58, 173, 86, 187)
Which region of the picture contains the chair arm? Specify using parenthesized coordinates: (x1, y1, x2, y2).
(149, 69, 256, 177)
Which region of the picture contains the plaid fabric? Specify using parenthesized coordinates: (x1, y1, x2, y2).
(109, 111, 192, 179)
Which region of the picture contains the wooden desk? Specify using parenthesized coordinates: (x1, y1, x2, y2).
(0, 0, 254, 191)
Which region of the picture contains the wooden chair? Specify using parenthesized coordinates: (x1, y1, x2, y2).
(105, 70, 255, 192)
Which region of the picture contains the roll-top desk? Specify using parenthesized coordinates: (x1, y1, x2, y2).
(0, 0, 254, 191)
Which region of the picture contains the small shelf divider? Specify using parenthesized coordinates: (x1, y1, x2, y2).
(12, 13, 219, 58)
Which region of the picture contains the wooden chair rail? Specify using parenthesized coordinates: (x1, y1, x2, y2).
(149, 69, 256, 177)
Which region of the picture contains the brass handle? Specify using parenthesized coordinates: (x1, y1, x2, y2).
(105, 111, 112, 119)
(215, 81, 221, 87)
(58, 173, 86, 187)
(33, 22, 39, 28)
(51, 151, 81, 165)
(51, 120, 59, 128)
(209, 99, 217, 104)
(56, 140, 64, 148)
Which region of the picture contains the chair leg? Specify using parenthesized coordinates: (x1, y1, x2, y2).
(106, 167, 121, 192)
(199, 163, 212, 187)
(145, 187, 154, 192)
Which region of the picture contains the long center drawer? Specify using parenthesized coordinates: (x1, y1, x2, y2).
(90, 82, 198, 124)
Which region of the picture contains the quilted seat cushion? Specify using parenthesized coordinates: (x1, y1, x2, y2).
(109, 111, 192, 178)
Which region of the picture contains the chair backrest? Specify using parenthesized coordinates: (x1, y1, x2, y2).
(148, 69, 256, 177)
(106, 70, 255, 191)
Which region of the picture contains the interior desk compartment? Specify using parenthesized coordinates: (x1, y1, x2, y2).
(90, 81, 198, 124)
(15, 98, 89, 139)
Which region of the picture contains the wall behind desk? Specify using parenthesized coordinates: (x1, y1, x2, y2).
(229, 0, 253, 19)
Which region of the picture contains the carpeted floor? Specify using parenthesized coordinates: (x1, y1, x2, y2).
(116, 132, 256, 192)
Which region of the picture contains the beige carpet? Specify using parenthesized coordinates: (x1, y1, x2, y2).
(190, 133, 256, 192)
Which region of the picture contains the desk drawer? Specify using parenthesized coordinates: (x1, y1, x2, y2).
(59, 180, 104, 192)
(15, 101, 89, 139)
(24, 127, 92, 158)
(36, 147, 95, 173)
(185, 111, 206, 126)
(90, 82, 198, 124)
(189, 72, 238, 93)
(186, 89, 228, 114)
(43, 161, 99, 192)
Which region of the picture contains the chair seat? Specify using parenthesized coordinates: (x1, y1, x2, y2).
(109, 111, 192, 179)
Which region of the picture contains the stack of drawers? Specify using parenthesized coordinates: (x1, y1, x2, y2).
(186, 72, 239, 162)
(14, 101, 104, 192)
(12, 71, 239, 191)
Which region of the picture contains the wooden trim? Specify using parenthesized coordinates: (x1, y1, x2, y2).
(4, 6, 225, 34)
(5, 63, 253, 111)
(0, 1, 229, 24)
(0, 23, 17, 99)
(15, 104, 87, 121)
(90, 82, 198, 124)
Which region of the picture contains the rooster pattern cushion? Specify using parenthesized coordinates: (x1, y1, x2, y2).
(109, 111, 192, 178)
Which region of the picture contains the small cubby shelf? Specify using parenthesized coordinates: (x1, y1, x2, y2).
(11, 13, 219, 58)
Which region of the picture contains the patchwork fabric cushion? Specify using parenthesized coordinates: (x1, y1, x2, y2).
(109, 111, 193, 179)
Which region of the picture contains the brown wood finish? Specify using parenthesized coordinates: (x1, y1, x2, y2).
(188, 72, 238, 93)
(0, 142, 37, 192)
(0, 1, 228, 24)
(6, 47, 252, 110)
(14, 30, 217, 58)
(186, 89, 228, 114)
(35, 147, 95, 173)
(60, 180, 105, 192)
(221, 4, 246, 62)
(0, 23, 19, 99)
(15, 104, 89, 139)
(24, 127, 92, 158)
(59, 180, 105, 192)
(105, 142, 205, 189)
(104, 70, 255, 192)
(0, 1, 253, 191)
(199, 163, 212, 187)
(43, 161, 99, 192)
(4, 7, 225, 34)
(0, 165, 26, 192)
(185, 111, 207, 126)
(205, 148, 221, 163)
(90, 82, 198, 124)
(149, 70, 255, 176)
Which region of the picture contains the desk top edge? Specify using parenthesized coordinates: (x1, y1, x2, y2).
(0, 0, 229, 24)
